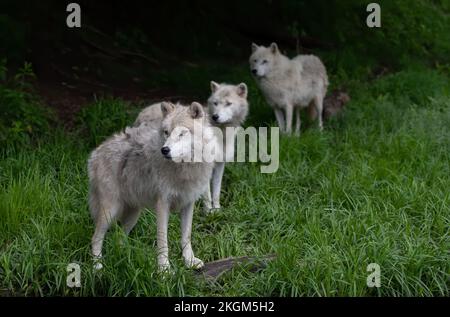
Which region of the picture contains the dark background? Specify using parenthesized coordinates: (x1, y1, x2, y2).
(0, 0, 449, 130)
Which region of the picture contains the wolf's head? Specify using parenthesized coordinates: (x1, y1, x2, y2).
(207, 82, 249, 126)
(160, 102, 217, 162)
(249, 42, 281, 79)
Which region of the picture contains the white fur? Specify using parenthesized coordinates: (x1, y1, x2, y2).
(250, 42, 329, 134)
(204, 82, 249, 211)
(88, 102, 216, 272)
(135, 82, 249, 212)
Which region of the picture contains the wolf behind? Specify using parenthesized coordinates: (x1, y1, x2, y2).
(135, 82, 249, 212)
(88, 102, 217, 272)
(204, 81, 249, 211)
(249, 42, 328, 134)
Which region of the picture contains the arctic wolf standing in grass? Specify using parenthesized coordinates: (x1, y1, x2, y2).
(88, 102, 217, 272)
(135, 82, 249, 212)
(249, 42, 328, 134)
(204, 81, 249, 211)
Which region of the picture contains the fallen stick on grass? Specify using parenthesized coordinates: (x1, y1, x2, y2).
(196, 254, 277, 280)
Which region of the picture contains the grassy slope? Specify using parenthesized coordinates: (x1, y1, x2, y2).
(0, 66, 449, 296)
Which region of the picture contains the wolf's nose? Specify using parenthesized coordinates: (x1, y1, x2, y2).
(161, 147, 170, 155)
(212, 114, 219, 122)
(252, 69, 257, 75)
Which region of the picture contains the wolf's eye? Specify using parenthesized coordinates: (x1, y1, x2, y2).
(213, 101, 218, 106)
(164, 130, 169, 136)
(253, 59, 257, 63)
(179, 131, 186, 137)
(262, 60, 268, 64)
(226, 101, 232, 106)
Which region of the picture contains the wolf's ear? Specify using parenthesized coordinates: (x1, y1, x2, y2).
(270, 42, 279, 54)
(251, 43, 259, 52)
(210, 81, 220, 93)
(189, 102, 204, 119)
(161, 102, 175, 117)
(236, 83, 248, 98)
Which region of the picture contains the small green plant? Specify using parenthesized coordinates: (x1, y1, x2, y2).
(0, 60, 54, 147)
(76, 98, 135, 147)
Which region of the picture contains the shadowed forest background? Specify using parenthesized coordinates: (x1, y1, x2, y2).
(2, 0, 449, 128)
(0, 0, 449, 296)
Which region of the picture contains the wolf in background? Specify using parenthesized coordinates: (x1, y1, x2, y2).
(203, 81, 249, 211)
(249, 42, 328, 135)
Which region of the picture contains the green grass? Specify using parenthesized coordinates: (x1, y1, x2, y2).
(0, 66, 449, 296)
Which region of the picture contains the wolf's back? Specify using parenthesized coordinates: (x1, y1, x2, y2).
(134, 103, 163, 127)
(294, 54, 328, 86)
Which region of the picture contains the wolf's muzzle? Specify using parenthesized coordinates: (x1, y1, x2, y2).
(161, 146, 171, 159)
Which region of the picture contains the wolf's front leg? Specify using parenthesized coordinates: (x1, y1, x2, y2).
(156, 198, 170, 272)
(295, 107, 301, 136)
(202, 182, 213, 212)
(180, 202, 204, 269)
(211, 162, 225, 209)
(273, 108, 285, 133)
(314, 96, 324, 131)
(285, 104, 294, 134)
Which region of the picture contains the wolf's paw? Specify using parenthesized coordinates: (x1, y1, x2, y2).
(184, 256, 205, 270)
(92, 255, 103, 271)
(203, 202, 220, 214)
(93, 261, 103, 271)
(203, 205, 213, 213)
(205, 207, 220, 214)
(157, 263, 173, 276)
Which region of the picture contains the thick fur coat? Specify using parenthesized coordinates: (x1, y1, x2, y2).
(135, 82, 249, 211)
(88, 102, 215, 271)
(249, 42, 328, 134)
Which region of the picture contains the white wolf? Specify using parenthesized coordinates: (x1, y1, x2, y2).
(135, 82, 249, 212)
(88, 102, 217, 272)
(204, 82, 249, 211)
(249, 42, 328, 134)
